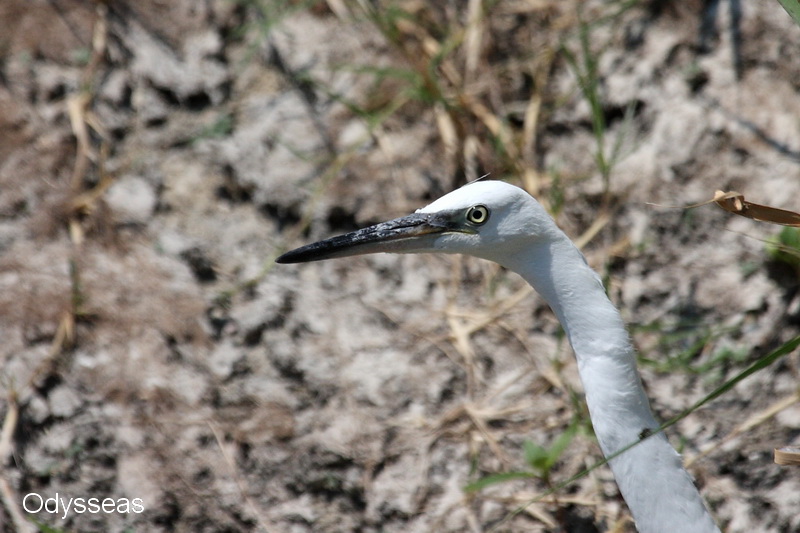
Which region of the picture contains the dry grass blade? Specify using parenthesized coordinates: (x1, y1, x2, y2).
(774, 447, 800, 465)
(0, 393, 17, 461)
(464, 0, 484, 81)
(325, 0, 349, 19)
(434, 102, 459, 162)
(67, 92, 94, 190)
(0, 478, 35, 533)
(649, 190, 800, 226)
(0, 394, 35, 533)
(447, 307, 480, 397)
(464, 403, 514, 465)
(459, 93, 517, 159)
(712, 190, 800, 226)
(24, 311, 76, 394)
(574, 211, 611, 250)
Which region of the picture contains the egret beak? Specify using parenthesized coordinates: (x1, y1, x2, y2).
(276, 211, 463, 264)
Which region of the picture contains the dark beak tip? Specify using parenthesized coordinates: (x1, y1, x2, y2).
(275, 250, 306, 264)
(275, 244, 332, 264)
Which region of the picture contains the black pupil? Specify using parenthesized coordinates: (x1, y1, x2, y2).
(471, 207, 484, 222)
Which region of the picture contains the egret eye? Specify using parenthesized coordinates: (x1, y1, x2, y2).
(466, 205, 490, 225)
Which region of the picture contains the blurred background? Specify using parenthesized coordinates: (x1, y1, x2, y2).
(1, 1, 799, 531)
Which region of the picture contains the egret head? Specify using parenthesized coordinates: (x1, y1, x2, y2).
(276, 181, 558, 265)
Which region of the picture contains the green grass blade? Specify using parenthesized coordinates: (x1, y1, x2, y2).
(465, 471, 534, 493)
(775, 0, 800, 27)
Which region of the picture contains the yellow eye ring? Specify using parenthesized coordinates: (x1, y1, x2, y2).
(466, 205, 490, 225)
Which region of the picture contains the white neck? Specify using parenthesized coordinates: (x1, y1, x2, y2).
(500, 237, 719, 533)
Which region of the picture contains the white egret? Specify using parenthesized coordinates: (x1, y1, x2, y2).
(277, 181, 719, 533)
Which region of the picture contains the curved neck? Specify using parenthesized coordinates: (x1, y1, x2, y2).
(500, 237, 719, 533)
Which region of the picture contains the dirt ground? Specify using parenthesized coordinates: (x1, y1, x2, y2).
(1, 1, 800, 532)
